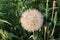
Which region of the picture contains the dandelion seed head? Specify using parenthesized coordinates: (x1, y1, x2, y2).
(20, 9, 43, 32)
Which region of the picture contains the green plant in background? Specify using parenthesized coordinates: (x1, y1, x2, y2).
(0, 0, 59, 40)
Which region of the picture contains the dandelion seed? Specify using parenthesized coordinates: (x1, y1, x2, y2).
(20, 9, 43, 32)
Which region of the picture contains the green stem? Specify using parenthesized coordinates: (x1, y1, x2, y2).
(46, 0, 49, 21)
(44, 0, 49, 40)
(33, 31, 35, 40)
(50, 12, 57, 37)
(44, 30, 46, 40)
(51, 4, 55, 21)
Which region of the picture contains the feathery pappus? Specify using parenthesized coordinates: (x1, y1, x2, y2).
(20, 9, 43, 32)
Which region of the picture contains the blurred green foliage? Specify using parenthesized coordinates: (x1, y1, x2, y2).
(0, 0, 60, 40)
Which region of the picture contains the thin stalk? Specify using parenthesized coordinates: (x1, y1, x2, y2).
(50, 12, 57, 37)
(44, 0, 49, 40)
(50, 0, 57, 37)
(46, 0, 49, 21)
(51, 0, 56, 21)
(33, 31, 35, 40)
(44, 26, 47, 40)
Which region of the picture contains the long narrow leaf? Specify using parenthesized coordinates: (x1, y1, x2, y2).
(0, 19, 12, 25)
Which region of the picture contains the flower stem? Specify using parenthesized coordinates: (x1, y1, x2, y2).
(33, 31, 35, 40)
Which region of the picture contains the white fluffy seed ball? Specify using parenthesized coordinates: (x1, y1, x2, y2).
(20, 9, 43, 32)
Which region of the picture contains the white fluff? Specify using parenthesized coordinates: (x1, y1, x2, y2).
(20, 9, 43, 32)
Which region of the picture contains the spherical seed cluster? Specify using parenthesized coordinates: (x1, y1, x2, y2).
(20, 9, 43, 32)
